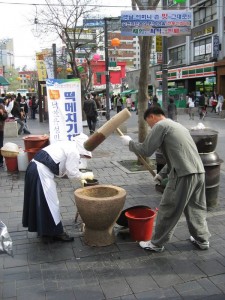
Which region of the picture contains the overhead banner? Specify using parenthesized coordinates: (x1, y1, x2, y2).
(83, 19, 105, 27)
(46, 78, 82, 142)
(121, 10, 192, 36)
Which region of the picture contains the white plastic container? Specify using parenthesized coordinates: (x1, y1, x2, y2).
(17, 150, 29, 171)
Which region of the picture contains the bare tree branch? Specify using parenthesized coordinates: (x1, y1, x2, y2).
(30, 0, 101, 96)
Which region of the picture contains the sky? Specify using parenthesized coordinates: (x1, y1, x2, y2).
(0, 0, 132, 70)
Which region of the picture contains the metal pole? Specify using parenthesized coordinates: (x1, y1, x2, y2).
(162, 0, 168, 114)
(104, 18, 110, 120)
(52, 43, 57, 79)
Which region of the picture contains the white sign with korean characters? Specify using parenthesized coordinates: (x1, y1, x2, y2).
(46, 78, 82, 143)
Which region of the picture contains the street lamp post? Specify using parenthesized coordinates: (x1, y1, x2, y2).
(103, 17, 120, 120)
(162, 0, 168, 114)
(104, 18, 110, 121)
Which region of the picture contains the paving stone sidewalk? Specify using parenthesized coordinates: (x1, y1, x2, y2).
(0, 115, 225, 300)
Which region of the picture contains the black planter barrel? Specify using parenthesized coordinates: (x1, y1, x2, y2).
(190, 128, 222, 210)
(199, 152, 222, 209)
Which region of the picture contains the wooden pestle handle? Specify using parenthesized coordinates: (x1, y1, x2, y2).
(116, 128, 156, 177)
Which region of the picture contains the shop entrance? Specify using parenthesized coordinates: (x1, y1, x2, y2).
(195, 77, 216, 97)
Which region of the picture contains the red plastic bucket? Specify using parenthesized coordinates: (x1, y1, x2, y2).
(5, 157, 18, 172)
(23, 135, 49, 151)
(26, 148, 41, 162)
(125, 207, 156, 241)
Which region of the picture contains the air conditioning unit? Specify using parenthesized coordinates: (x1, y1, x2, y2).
(205, 55, 211, 61)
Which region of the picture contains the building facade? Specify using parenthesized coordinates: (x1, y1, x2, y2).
(91, 60, 126, 91)
(18, 71, 38, 92)
(156, 0, 225, 98)
(0, 39, 14, 69)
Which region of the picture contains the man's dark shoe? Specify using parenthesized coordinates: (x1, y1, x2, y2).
(23, 129, 31, 134)
(53, 232, 74, 242)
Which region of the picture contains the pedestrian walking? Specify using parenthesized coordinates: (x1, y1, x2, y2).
(198, 92, 206, 119)
(115, 94, 123, 113)
(11, 100, 30, 135)
(31, 96, 38, 119)
(83, 94, 98, 135)
(187, 94, 195, 120)
(211, 97, 217, 113)
(126, 94, 132, 111)
(167, 97, 177, 121)
(216, 94, 224, 115)
(0, 104, 8, 168)
(120, 106, 210, 252)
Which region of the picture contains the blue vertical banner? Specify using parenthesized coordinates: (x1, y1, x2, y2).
(46, 78, 82, 142)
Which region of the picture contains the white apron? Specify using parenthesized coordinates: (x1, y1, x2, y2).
(34, 160, 61, 225)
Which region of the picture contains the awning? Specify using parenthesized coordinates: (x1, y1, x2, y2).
(0, 76, 10, 86)
(121, 89, 138, 95)
(156, 62, 216, 81)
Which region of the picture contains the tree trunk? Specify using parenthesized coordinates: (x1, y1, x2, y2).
(138, 36, 152, 143)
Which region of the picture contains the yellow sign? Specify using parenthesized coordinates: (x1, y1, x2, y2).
(156, 36, 162, 52)
(193, 27, 214, 39)
(49, 89, 60, 100)
(36, 58, 47, 81)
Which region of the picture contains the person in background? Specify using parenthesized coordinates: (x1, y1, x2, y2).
(111, 94, 115, 110)
(28, 96, 32, 119)
(167, 97, 177, 121)
(211, 95, 217, 113)
(3, 97, 14, 118)
(20, 96, 29, 123)
(94, 94, 101, 110)
(198, 92, 206, 119)
(83, 94, 98, 135)
(16, 93, 22, 103)
(120, 107, 210, 253)
(22, 134, 94, 242)
(152, 95, 161, 107)
(0, 104, 8, 168)
(11, 100, 30, 135)
(187, 94, 195, 120)
(216, 94, 224, 115)
(0, 94, 6, 104)
(126, 94, 132, 111)
(115, 94, 123, 113)
(31, 96, 38, 119)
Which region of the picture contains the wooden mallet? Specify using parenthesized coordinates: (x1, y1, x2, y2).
(116, 128, 156, 177)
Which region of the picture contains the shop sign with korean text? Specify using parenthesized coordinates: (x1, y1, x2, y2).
(121, 10, 192, 36)
(46, 78, 82, 142)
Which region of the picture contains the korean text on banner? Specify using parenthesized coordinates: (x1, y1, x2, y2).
(121, 10, 192, 36)
(46, 78, 83, 142)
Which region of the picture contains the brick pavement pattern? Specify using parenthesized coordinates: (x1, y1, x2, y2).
(0, 112, 225, 299)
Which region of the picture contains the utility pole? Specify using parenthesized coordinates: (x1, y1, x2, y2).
(104, 17, 120, 120)
(104, 18, 110, 121)
(162, 0, 168, 113)
(52, 43, 57, 79)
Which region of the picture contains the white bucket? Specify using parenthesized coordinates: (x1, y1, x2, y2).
(17, 151, 29, 171)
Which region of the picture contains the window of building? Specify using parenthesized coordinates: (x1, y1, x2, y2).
(193, 0, 217, 26)
(169, 45, 186, 65)
(96, 73, 101, 84)
(194, 37, 212, 61)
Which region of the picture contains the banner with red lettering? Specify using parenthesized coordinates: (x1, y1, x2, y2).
(46, 78, 82, 142)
